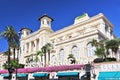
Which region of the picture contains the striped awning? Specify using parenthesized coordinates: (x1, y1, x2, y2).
(33, 73, 49, 77)
(16, 74, 28, 77)
(1, 74, 9, 77)
(98, 71, 120, 80)
(57, 72, 79, 77)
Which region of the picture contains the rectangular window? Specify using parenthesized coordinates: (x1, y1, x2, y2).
(105, 26, 108, 32)
(23, 45, 24, 51)
(110, 30, 113, 36)
(26, 32, 29, 35)
(47, 21, 49, 25)
(42, 21, 44, 24)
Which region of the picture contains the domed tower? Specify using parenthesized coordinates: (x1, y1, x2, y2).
(74, 13, 89, 24)
(38, 14, 54, 29)
(20, 28, 32, 38)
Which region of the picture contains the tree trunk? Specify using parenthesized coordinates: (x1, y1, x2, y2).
(13, 48, 15, 60)
(48, 50, 50, 65)
(44, 53, 46, 67)
(8, 41, 11, 80)
(8, 42, 11, 68)
(48, 50, 50, 61)
(41, 56, 43, 66)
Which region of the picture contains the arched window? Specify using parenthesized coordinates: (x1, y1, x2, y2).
(87, 43, 96, 57)
(52, 55, 56, 65)
(59, 49, 64, 64)
(72, 46, 78, 59)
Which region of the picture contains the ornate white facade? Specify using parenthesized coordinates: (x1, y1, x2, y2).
(19, 13, 114, 68)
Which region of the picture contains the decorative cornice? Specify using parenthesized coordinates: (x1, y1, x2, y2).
(20, 28, 53, 41)
(50, 13, 113, 37)
(55, 30, 98, 46)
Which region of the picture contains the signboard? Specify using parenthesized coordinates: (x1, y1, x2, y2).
(101, 63, 120, 71)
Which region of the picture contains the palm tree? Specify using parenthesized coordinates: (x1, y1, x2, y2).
(67, 54, 74, 59)
(36, 50, 44, 62)
(11, 41, 19, 60)
(45, 43, 53, 62)
(2, 60, 24, 69)
(89, 39, 106, 58)
(95, 47, 105, 58)
(89, 39, 99, 48)
(41, 45, 47, 66)
(105, 39, 120, 57)
(2, 63, 8, 69)
(67, 54, 76, 64)
(3, 51, 9, 56)
(0, 26, 18, 69)
(41, 43, 53, 66)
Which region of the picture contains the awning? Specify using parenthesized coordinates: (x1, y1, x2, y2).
(16, 74, 28, 77)
(98, 72, 120, 80)
(1, 74, 9, 77)
(33, 73, 49, 77)
(57, 72, 79, 77)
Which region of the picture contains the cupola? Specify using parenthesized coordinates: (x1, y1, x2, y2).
(20, 27, 32, 38)
(38, 14, 54, 29)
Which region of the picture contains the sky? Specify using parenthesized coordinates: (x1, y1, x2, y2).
(0, 0, 120, 52)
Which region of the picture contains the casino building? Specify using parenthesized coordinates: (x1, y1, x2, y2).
(1, 13, 120, 80)
(19, 13, 116, 68)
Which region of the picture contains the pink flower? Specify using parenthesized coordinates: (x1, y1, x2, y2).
(0, 64, 84, 73)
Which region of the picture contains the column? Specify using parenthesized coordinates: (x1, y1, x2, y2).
(36, 39, 39, 51)
(25, 43, 27, 53)
(34, 40, 37, 52)
(39, 38, 41, 50)
(42, 54, 44, 67)
(46, 52, 48, 66)
(29, 42, 32, 53)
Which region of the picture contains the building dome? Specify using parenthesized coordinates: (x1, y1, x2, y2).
(74, 13, 89, 24)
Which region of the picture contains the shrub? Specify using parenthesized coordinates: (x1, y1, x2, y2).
(93, 58, 103, 63)
(93, 57, 117, 63)
(103, 57, 116, 62)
